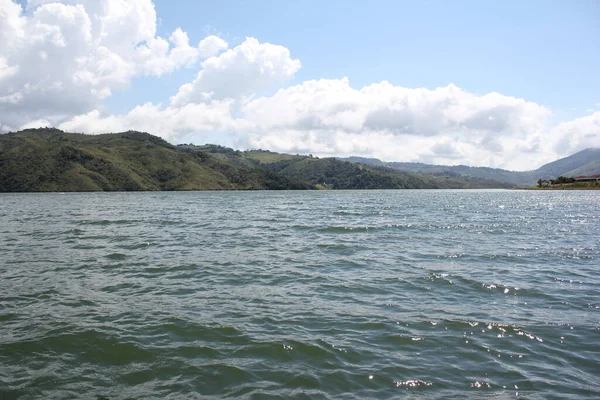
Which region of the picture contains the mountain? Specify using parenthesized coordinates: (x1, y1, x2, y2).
(535, 148, 600, 178)
(0, 128, 512, 192)
(340, 148, 600, 187)
(0, 128, 312, 191)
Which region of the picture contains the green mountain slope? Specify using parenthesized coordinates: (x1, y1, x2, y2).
(0, 129, 312, 192)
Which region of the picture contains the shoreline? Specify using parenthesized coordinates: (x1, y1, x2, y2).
(516, 186, 600, 190)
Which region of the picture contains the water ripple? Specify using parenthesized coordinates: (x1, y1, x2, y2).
(1, 190, 599, 399)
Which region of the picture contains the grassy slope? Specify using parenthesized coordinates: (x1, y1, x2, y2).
(562, 161, 600, 177)
(0, 129, 312, 192)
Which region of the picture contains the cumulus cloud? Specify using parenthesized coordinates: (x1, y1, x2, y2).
(0, 0, 228, 129)
(135, 28, 202, 76)
(430, 139, 465, 159)
(58, 100, 251, 142)
(0, 56, 18, 81)
(19, 118, 51, 130)
(550, 112, 600, 155)
(198, 35, 228, 59)
(170, 37, 301, 106)
(243, 79, 549, 140)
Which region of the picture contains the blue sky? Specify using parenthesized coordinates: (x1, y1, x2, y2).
(145, 0, 600, 114)
(2, 0, 599, 169)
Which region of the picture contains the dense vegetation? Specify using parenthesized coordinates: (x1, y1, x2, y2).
(535, 176, 599, 190)
(537, 176, 575, 187)
(0, 128, 514, 192)
(0, 129, 311, 191)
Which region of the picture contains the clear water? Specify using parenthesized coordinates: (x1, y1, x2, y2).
(1, 190, 599, 399)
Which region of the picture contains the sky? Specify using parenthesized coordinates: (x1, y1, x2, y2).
(1, 0, 599, 170)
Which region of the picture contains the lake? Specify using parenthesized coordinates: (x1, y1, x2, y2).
(1, 190, 599, 399)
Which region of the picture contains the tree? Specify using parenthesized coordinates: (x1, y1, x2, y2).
(553, 176, 575, 185)
(537, 179, 551, 187)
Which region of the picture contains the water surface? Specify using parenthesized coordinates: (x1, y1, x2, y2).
(1, 190, 599, 399)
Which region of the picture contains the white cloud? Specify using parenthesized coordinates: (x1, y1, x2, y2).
(135, 27, 210, 76)
(198, 35, 228, 59)
(58, 100, 251, 142)
(170, 37, 301, 106)
(243, 79, 549, 140)
(0, 56, 18, 82)
(19, 118, 51, 130)
(0, 0, 229, 129)
(550, 111, 600, 155)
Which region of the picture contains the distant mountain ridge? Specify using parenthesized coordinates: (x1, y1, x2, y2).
(340, 148, 600, 186)
(535, 148, 600, 178)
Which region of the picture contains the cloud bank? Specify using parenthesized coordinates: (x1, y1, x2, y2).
(0, 0, 228, 128)
(1, 0, 598, 170)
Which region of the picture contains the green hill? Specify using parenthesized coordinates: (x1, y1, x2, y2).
(0, 128, 312, 192)
(0, 128, 514, 192)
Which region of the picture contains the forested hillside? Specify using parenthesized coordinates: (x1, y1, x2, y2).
(0, 129, 312, 191)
